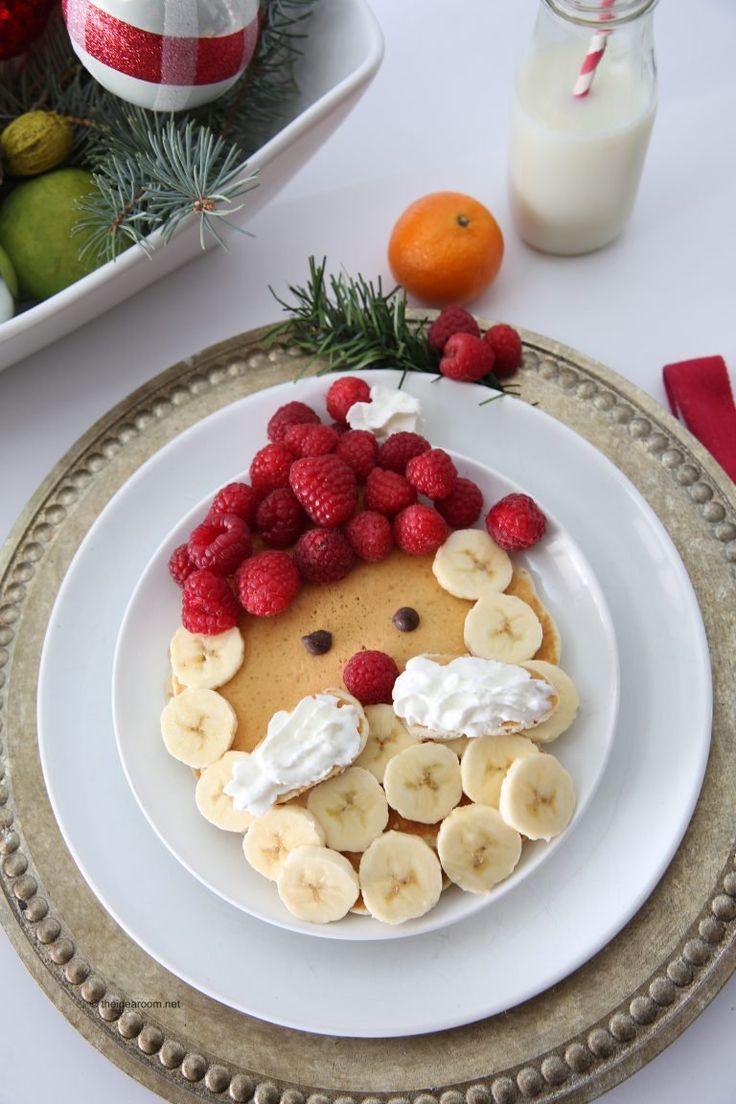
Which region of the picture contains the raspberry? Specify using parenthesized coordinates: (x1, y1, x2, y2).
(439, 332, 495, 382)
(289, 454, 358, 528)
(376, 431, 431, 474)
(428, 305, 480, 353)
(255, 488, 307, 548)
(168, 543, 196, 587)
(436, 477, 484, 528)
(393, 504, 450, 556)
(182, 569, 240, 634)
(343, 649, 400, 706)
(235, 550, 301, 616)
(335, 429, 379, 481)
(364, 468, 417, 517)
(484, 323, 523, 379)
(249, 443, 296, 494)
(406, 448, 458, 500)
(267, 401, 320, 443)
(486, 493, 547, 552)
(187, 513, 252, 576)
(294, 528, 355, 585)
(326, 375, 371, 424)
(345, 511, 394, 562)
(283, 422, 338, 457)
(209, 481, 261, 526)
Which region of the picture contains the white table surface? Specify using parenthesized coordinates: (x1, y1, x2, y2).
(1, 0, 735, 1100)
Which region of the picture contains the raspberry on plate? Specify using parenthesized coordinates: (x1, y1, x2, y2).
(486, 493, 547, 551)
(428, 305, 480, 353)
(255, 488, 307, 549)
(326, 376, 371, 424)
(376, 431, 431, 474)
(483, 323, 523, 379)
(406, 448, 458, 501)
(168, 543, 196, 587)
(436, 477, 484, 528)
(289, 454, 358, 528)
(394, 504, 450, 556)
(249, 443, 297, 495)
(336, 429, 378, 481)
(209, 481, 260, 526)
(343, 649, 400, 706)
(235, 550, 301, 616)
(283, 422, 338, 458)
(364, 468, 417, 517)
(267, 401, 320, 443)
(439, 332, 495, 382)
(294, 528, 355, 585)
(345, 511, 394, 562)
(187, 513, 252, 576)
(182, 569, 240, 634)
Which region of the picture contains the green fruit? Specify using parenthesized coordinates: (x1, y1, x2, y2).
(0, 168, 100, 301)
(0, 244, 18, 300)
(1, 111, 73, 177)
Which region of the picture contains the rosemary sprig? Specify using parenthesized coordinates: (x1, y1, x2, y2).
(264, 257, 508, 393)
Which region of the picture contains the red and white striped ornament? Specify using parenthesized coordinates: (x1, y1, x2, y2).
(62, 0, 261, 111)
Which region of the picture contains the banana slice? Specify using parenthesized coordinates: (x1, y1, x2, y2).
(355, 704, 419, 782)
(243, 806, 325, 881)
(359, 831, 443, 924)
(464, 592, 543, 664)
(460, 734, 540, 807)
(499, 754, 576, 840)
(433, 529, 513, 599)
(160, 687, 237, 768)
(277, 846, 359, 923)
(505, 567, 561, 665)
(522, 661, 579, 743)
(437, 804, 522, 894)
(445, 737, 470, 759)
(195, 751, 254, 832)
(307, 766, 389, 852)
(383, 742, 462, 824)
(169, 626, 244, 690)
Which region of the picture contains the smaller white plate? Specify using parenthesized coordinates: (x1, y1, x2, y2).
(113, 451, 619, 941)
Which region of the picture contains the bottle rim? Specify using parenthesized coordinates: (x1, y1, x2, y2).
(542, 0, 658, 27)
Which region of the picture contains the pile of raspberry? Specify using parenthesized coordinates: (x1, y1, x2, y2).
(428, 307, 523, 384)
(168, 374, 495, 634)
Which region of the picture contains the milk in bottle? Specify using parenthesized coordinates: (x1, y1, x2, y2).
(509, 0, 657, 255)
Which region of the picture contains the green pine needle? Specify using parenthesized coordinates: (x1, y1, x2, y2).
(264, 257, 508, 394)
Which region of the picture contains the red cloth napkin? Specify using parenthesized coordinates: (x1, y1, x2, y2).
(663, 356, 736, 482)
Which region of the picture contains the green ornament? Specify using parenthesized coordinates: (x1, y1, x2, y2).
(1, 111, 74, 177)
(0, 168, 101, 301)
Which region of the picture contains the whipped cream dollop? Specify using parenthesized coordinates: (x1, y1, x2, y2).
(346, 383, 422, 440)
(392, 656, 555, 739)
(224, 693, 362, 816)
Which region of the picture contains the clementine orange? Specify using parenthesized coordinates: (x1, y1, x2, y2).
(388, 191, 504, 307)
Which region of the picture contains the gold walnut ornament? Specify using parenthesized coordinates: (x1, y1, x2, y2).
(1, 111, 73, 177)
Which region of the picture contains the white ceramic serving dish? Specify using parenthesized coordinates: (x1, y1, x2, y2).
(0, 0, 384, 371)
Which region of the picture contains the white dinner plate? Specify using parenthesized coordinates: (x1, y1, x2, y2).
(38, 369, 711, 1037)
(112, 450, 618, 940)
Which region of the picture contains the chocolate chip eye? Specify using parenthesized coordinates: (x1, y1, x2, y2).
(301, 630, 333, 655)
(392, 607, 420, 632)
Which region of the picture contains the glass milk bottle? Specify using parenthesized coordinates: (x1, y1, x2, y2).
(509, 0, 657, 255)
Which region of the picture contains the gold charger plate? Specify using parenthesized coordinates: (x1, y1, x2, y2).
(1, 322, 735, 1104)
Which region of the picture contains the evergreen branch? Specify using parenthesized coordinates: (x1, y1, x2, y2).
(264, 259, 509, 394)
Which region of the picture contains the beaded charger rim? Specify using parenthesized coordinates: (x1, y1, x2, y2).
(1, 319, 735, 1104)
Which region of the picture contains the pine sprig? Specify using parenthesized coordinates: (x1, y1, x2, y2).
(264, 258, 508, 394)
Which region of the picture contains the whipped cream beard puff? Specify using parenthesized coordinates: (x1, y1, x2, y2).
(160, 381, 580, 925)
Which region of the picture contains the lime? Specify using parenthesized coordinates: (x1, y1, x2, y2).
(0, 243, 18, 299)
(0, 168, 101, 301)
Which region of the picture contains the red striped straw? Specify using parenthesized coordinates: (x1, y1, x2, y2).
(573, 0, 616, 97)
